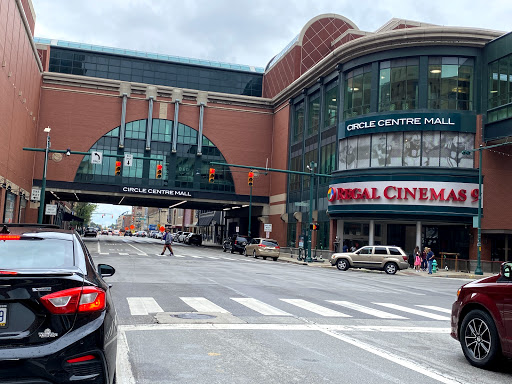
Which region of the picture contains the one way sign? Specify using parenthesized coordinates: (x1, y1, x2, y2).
(124, 154, 133, 167)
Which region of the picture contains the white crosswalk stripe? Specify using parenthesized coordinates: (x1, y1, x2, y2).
(232, 298, 293, 316)
(127, 297, 164, 315)
(189, 255, 203, 259)
(280, 299, 351, 317)
(181, 297, 229, 313)
(205, 256, 220, 260)
(415, 305, 451, 314)
(327, 300, 408, 319)
(374, 303, 450, 320)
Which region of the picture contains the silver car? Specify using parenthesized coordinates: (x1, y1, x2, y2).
(330, 245, 410, 275)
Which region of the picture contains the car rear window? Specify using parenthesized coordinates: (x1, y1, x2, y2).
(262, 240, 278, 247)
(374, 247, 388, 255)
(0, 239, 74, 269)
(237, 237, 250, 242)
(388, 248, 402, 255)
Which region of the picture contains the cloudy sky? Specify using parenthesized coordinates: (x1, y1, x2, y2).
(33, 0, 511, 69)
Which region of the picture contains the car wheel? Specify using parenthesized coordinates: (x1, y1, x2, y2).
(230, 248, 234, 254)
(253, 250, 258, 259)
(336, 259, 349, 271)
(263, 256, 267, 260)
(272, 257, 278, 261)
(223, 246, 226, 252)
(384, 262, 398, 275)
(243, 248, 247, 256)
(460, 309, 501, 368)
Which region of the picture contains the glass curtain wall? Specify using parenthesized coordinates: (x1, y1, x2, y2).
(307, 93, 320, 137)
(292, 102, 304, 144)
(324, 82, 338, 128)
(344, 65, 371, 118)
(488, 53, 512, 122)
(379, 58, 419, 111)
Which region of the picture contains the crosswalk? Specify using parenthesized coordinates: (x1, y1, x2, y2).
(125, 296, 451, 321)
(95, 251, 259, 262)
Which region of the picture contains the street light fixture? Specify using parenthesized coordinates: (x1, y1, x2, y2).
(38, 126, 52, 224)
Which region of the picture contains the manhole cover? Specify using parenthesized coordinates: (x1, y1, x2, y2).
(172, 313, 216, 320)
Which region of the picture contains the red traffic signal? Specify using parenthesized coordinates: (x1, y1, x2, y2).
(209, 168, 215, 183)
(248, 171, 254, 186)
(114, 161, 121, 176)
(156, 164, 163, 179)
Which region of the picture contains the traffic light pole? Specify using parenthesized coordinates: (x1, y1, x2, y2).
(37, 131, 51, 224)
(210, 161, 329, 262)
(248, 184, 252, 237)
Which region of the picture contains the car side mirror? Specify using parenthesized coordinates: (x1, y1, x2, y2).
(98, 264, 115, 278)
(501, 262, 512, 280)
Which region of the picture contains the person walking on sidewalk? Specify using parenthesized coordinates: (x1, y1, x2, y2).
(161, 229, 174, 256)
(427, 247, 435, 274)
(421, 247, 428, 271)
(413, 246, 421, 272)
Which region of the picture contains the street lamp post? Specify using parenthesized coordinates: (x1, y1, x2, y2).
(37, 127, 51, 224)
(475, 145, 483, 275)
(306, 161, 316, 263)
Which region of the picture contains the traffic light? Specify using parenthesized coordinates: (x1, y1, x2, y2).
(209, 168, 215, 183)
(248, 171, 254, 186)
(156, 164, 163, 179)
(309, 223, 319, 230)
(115, 161, 121, 176)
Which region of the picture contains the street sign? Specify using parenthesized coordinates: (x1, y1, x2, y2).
(124, 153, 133, 167)
(294, 202, 309, 206)
(91, 151, 103, 165)
(45, 204, 57, 216)
(265, 231, 270, 238)
(31, 187, 41, 201)
(264, 223, 272, 232)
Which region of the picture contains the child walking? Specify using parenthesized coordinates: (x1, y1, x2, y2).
(413, 246, 421, 272)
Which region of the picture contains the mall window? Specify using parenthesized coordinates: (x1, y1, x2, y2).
(488, 54, 512, 122)
(125, 120, 146, 140)
(344, 65, 371, 118)
(379, 58, 419, 112)
(292, 102, 305, 144)
(339, 131, 474, 170)
(151, 119, 173, 142)
(319, 142, 336, 184)
(428, 57, 474, 110)
(289, 156, 302, 191)
(324, 82, 338, 128)
(307, 93, 320, 137)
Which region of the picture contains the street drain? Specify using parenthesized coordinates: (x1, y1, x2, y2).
(172, 313, 216, 320)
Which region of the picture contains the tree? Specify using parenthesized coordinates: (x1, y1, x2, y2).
(73, 202, 97, 226)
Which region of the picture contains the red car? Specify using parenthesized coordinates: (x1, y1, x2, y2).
(451, 262, 512, 368)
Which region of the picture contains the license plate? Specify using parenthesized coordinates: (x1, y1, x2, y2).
(0, 305, 7, 328)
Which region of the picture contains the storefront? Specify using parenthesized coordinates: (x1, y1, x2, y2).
(2, 192, 16, 224)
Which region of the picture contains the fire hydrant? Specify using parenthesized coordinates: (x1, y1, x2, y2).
(432, 259, 438, 273)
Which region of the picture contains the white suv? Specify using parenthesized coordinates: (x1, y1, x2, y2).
(330, 245, 410, 275)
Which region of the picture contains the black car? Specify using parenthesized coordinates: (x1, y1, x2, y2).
(83, 227, 98, 237)
(223, 235, 252, 254)
(185, 233, 202, 246)
(0, 224, 117, 384)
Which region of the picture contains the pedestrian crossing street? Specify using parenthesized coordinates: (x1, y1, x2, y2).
(125, 296, 451, 321)
(95, 252, 259, 261)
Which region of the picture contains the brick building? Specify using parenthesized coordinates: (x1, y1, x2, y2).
(1, 2, 512, 268)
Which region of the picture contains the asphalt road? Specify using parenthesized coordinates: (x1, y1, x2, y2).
(84, 235, 512, 384)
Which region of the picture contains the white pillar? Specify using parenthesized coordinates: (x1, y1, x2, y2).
(369, 220, 375, 245)
(416, 221, 422, 249)
(337, 220, 344, 244)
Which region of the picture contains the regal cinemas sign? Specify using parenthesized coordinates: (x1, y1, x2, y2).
(327, 181, 481, 208)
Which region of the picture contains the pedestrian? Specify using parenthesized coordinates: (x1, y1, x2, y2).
(343, 242, 349, 252)
(421, 247, 428, 271)
(413, 246, 421, 272)
(334, 235, 340, 252)
(161, 228, 174, 256)
(427, 247, 435, 274)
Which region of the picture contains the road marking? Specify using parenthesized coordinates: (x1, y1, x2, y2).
(280, 299, 351, 317)
(189, 255, 203, 259)
(327, 300, 408, 319)
(220, 257, 238, 261)
(180, 297, 229, 313)
(126, 243, 147, 256)
(173, 254, 185, 258)
(231, 298, 293, 316)
(205, 256, 220, 260)
(97, 239, 102, 254)
(416, 305, 451, 314)
(374, 303, 450, 320)
(116, 330, 135, 384)
(127, 297, 164, 315)
(99, 253, 109, 255)
(119, 253, 129, 255)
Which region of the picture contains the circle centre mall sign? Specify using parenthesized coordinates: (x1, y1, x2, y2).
(327, 181, 480, 208)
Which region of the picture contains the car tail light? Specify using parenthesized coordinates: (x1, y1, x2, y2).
(0, 270, 18, 275)
(67, 355, 97, 364)
(275, 246, 280, 249)
(41, 286, 106, 314)
(234, 240, 238, 244)
(258, 244, 266, 247)
(0, 235, 20, 240)
(402, 256, 408, 262)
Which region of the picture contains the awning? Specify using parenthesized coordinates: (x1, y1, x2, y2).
(62, 212, 84, 223)
(197, 215, 214, 226)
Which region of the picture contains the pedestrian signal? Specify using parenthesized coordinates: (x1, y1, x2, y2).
(156, 164, 163, 179)
(309, 223, 319, 230)
(248, 171, 254, 186)
(115, 161, 121, 176)
(209, 168, 215, 183)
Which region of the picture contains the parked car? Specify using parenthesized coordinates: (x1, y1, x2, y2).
(153, 231, 163, 239)
(112, 229, 120, 236)
(451, 261, 512, 368)
(172, 231, 183, 241)
(244, 238, 280, 261)
(135, 231, 147, 237)
(0, 223, 117, 383)
(330, 245, 409, 275)
(177, 232, 192, 242)
(101, 229, 108, 235)
(185, 233, 202, 246)
(83, 227, 98, 237)
(223, 235, 252, 255)
(124, 230, 132, 237)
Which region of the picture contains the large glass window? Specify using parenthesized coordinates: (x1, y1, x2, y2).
(304, 150, 318, 188)
(324, 83, 338, 128)
(292, 102, 304, 144)
(379, 58, 419, 112)
(339, 131, 474, 170)
(307, 93, 320, 137)
(319, 142, 336, 184)
(289, 156, 302, 191)
(344, 65, 371, 118)
(488, 54, 512, 122)
(428, 57, 474, 111)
